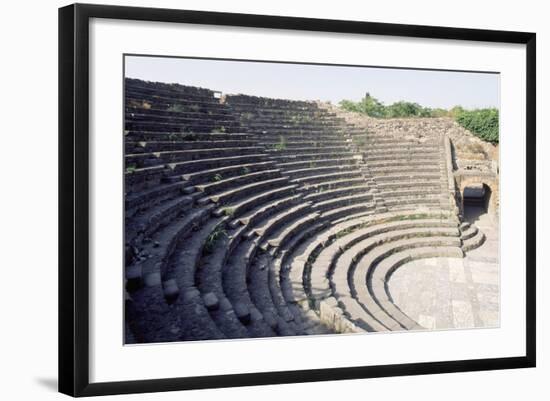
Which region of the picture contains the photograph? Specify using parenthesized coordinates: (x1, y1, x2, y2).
(123, 55, 500, 344)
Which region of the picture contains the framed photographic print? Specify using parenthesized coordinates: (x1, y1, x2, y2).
(58, 3, 536, 397)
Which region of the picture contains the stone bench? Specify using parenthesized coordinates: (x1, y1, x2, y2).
(126, 146, 264, 168)
(125, 181, 189, 218)
(168, 153, 269, 175)
(195, 169, 282, 196)
(126, 139, 256, 154)
(126, 131, 253, 142)
(207, 176, 291, 206)
(213, 185, 298, 220)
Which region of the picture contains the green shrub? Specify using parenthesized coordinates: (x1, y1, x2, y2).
(455, 108, 499, 143)
(339, 95, 386, 118)
(339, 95, 432, 118)
(222, 207, 235, 217)
(274, 135, 287, 151)
(203, 226, 227, 254)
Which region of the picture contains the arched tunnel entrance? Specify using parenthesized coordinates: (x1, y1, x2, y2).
(462, 183, 492, 221)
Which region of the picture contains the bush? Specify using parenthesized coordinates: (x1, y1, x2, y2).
(455, 108, 499, 143)
(339, 95, 386, 118)
(339, 95, 431, 118)
(385, 101, 432, 118)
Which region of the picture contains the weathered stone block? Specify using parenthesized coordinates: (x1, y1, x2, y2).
(163, 279, 179, 302)
(125, 265, 143, 291)
(203, 292, 220, 311)
(234, 302, 251, 324)
(144, 272, 161, 287)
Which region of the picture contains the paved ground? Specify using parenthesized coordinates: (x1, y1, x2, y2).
(387, 207, 499, 330)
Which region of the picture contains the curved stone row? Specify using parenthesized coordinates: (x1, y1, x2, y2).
(277, 211, 462, 333)
(124, 79, 485, 343)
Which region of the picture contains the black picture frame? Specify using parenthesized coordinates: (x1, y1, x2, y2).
(59, 3, 536, 397)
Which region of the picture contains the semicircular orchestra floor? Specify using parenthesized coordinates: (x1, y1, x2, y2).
(388, 212, 499, 331)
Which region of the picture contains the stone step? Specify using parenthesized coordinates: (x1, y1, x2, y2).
(125, 139, 256, 153)
(125, 165, 167, 193)
(195, 169, 282, 195)
(301, 177, 366, 193)
(460, 225, 479, 241)
(262, 212, 320, 251)
(368, 165, 440, 175)
(228, 102, 319, 112)
(290, 170, 363, 186)
(365, 152, 440, 163)
(125, 82, 217, 98)
(232, 194, 302, 228)
(125, 105, 232, 120)
(311, 192, 374, 212)
(320, 203, 376, 222)
(278, 157, 360, 171)
(126, 119, 240, 133)
(125, 83, 218, 101)
(285, 164, 359, 180)
(247, 128, 350, 136)
(126, 131, 253, 142)
(268, 151, 357, 163)
(125, 205, 215, 290)
(304, 184, 371, 204)
(366, 158, 441, 168)
(127, 146, 263, 167)
(242, 121, 347, 130)
(265, 145, 350, 155)
(460, 221, 471, 231)
(213, 185, 298, 219)
(271, 222, 328, 328)
(125, 181, 188, 216)
(259, 139, 350, 148)
(162, 216, 223, 292)
(126, 194, 198, 245)
(246, 254, 289, 334)
(462, 230, 486, 252)
(223, 238, 279, 336)
(168, 154, 269, 175)
(197, 227, 275, 338)
(243, 113, 341, 122)
(373, 172, 441, 183)
(257, 134, 351, 143)
(375, 180, 441, 191)
(248, 203, 312, 240)
(363, 143, 440, 152)
(378, 188, 442, 200)
(126, 111, 238, 125)
(125, 92, 223, 109)
(208, 177, 291, 205)
(181, 161, 276, 185)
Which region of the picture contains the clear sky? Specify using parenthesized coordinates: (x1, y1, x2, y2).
(125, 55, 499, 110)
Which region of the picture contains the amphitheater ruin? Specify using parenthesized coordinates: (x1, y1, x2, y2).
(124, 78, 500, 343)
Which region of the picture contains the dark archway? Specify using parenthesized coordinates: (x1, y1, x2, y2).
(462, 183, 492, 221)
